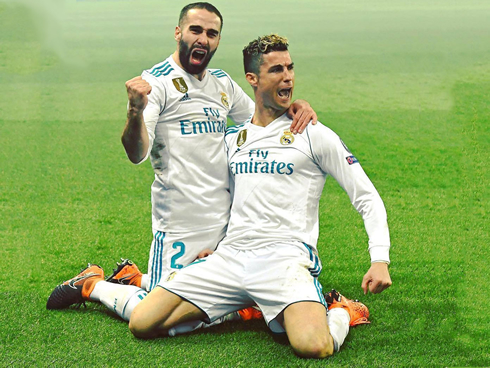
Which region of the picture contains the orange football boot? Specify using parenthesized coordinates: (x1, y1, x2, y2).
(325, 289, 370, 326)
(106, 259, 142, 287)
(238, 306, 263, 321)
(46, 264, 104, 309)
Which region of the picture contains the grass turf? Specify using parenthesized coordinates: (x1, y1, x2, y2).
(1, 0, 489, 366)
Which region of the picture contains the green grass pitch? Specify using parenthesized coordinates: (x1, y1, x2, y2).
(1, 0, 489, 366)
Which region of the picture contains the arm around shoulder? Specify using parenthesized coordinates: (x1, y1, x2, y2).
(287, 99, 318, 134)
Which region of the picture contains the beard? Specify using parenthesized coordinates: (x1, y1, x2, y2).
(178, 38, 217, 75)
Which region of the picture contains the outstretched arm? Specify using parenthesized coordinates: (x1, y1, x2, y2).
(287, 99, 318, 134)
(308, 124, 392, 294)
(122, 76, 152, 164)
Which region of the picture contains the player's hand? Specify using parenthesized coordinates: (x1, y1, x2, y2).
(287, 99, 318, 134)
(195, 248, 214, 260)
(361, 262, 392, 295)
(126, 76, 152, 112)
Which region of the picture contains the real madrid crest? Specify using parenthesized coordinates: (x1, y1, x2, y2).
(172, 77, 188, 93)
(220, 92, 229, 108)
(237, 129, 247, 147)
(280, 129, 294, 145)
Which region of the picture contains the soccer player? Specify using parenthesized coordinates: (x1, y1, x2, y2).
(125, 34, 391, 358)
(119, 2, 316, 292)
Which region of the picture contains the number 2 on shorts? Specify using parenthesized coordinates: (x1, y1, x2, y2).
(171, 241, 185, 269)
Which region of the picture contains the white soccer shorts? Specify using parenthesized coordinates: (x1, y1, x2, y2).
(159, 241, 326, 333)
(147, 227, 226, 291)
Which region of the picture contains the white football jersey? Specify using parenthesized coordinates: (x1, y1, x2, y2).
(139, 55, 255, 233)
(223, 114, 390, 263)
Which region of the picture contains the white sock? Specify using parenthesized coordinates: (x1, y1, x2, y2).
(119, 290, 148, 321)
(140, 274, 149, 291)
(167, 312, 242, 337)
(168, 320, 205, 336)
(90, 281, 147, 321)
(327, 308, 350, 351)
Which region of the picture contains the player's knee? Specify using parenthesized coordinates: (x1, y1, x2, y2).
(128, 308, 156, 339)
(129, 316, 147, 338)
(129, 318, 158, 339)
(291, 335, 334, 359)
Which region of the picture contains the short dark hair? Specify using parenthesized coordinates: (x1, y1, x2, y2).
(242, 34, 289, 74)
(179, 2, 223, 31)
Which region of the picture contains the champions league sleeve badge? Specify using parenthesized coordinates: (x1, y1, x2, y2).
(346, 155, 359, 165)
(237, 129, 247, 147)
(172, 77, 188, 93)
(220, 92, 229, 108)
(280, 130, 294, 145)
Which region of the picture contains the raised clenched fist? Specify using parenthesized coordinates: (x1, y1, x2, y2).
(125, 76, 152, 112)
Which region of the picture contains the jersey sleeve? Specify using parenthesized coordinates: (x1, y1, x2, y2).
(224, 126, 239, 203)
(307, 123, 391, 263)
(136, 71, 167, 163)
(227, 77, 255, 124)
(224, 125, 239, 153)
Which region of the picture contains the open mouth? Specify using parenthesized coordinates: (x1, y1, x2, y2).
(277, 88, 292, 99)
(190, 48, 208, 65)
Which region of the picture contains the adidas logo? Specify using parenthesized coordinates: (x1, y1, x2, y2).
(179, 93, 191, 102)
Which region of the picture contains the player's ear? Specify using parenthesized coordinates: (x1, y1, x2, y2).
(175, 26, 182, 42)
(214, 34, 221, 48)
(246, 72, 258, 88)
